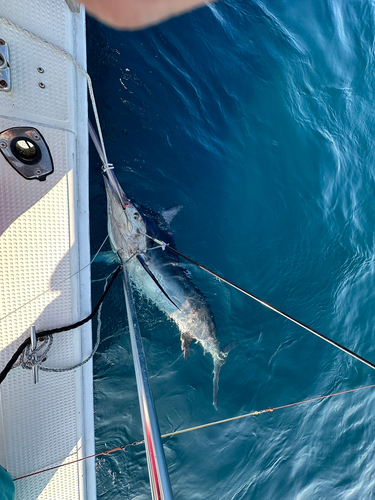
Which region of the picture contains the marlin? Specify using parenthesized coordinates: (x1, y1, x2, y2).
(104, 169, 234, 409)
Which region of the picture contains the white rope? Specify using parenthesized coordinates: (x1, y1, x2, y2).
(102, 163, 114, 172)
(38, 270, 110, 372)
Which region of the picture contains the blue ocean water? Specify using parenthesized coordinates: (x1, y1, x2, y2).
(87, 1, 375, 498)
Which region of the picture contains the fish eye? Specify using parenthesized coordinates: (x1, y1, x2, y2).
(133, 212, 140, 220)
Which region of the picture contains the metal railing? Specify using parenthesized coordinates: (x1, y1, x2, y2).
(89, 122, 173, 498)
(122, 266, 174, 500)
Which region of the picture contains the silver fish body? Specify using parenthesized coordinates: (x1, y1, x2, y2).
(104, 170, 230, 408)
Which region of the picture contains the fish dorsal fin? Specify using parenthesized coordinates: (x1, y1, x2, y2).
(136, 254, 180, 311)
(161, 205, 183, 226)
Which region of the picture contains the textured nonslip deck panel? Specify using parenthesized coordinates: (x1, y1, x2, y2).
(0, 163, 73, 367)
(0, 1, 71, 127)
(0, 1, 94, 499)
(0, 0, 67, 46)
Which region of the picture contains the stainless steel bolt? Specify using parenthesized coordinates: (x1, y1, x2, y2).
(32, 133, 41, 141)
(38, 82, 45, 89)
(0, 141, 7, 149)
(37, 67, 44, 74)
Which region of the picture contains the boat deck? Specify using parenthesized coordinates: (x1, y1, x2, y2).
(0, 1, 95, 498)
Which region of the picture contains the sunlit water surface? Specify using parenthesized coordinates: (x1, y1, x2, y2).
(87, 1, 375, 498)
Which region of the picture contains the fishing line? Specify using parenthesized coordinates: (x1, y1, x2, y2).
(142, 233, 375, 372)
(160, 383, 375, 437)
(13, 382, 375, 481)
(13, 441, 143, 482)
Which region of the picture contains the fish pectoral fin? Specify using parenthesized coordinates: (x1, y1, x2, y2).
(181, 333, 192, 359)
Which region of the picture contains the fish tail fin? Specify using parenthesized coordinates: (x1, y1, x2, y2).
(213, 341, 238, 410)
(213, 358, 224, 411)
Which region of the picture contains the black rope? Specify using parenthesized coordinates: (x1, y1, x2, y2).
(0, 265, 122, 385)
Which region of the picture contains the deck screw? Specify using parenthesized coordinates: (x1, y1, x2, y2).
(37, 67, 44, 74)
(38, 82, 45, 89)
